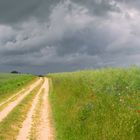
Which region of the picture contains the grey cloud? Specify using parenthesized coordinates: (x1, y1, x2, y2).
(72, 0, 121, 16)
(0, 0, 122, 24)
(117, 0, 140, 8)
(0, 0, 140, 74)
(0, 0, 40, 23)
(0, 0, 61, 24)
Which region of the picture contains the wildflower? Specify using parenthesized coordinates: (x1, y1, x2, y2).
(120, 98, 123, 102)
(126, 86, 129, 89)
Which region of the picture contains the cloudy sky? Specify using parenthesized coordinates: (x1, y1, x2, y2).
(0, 0, 140, 74)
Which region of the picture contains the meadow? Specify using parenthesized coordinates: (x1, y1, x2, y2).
(49, 67, 140, 140)
(0, 73, 35, 103)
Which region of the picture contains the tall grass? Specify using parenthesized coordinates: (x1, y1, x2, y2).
(0, 73, 35, 102)
(49, 67, 140, 140)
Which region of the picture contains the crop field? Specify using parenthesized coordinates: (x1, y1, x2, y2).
(0, 73, 35, 103)
(49, 67, 140, 140)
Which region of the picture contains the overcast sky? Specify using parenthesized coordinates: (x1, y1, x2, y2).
(0, 0, 140, 74)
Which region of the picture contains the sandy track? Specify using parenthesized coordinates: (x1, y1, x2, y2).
(0, 78, 42, 123)
(16, 78, 45, 140)
(37, 78, 54, 140)
(16, 78, 54, 140)
(0, 79, 39, 107)
(0, 89, 25, 107)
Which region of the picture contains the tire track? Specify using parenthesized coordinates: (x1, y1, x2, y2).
(17, 78, 54, 140)
(0, 89, 25, 107)
(36, 78, 54, 140)
(0, 79, 38, 107)
(0, 78, 42, 123)
(16, 78, 45, 140)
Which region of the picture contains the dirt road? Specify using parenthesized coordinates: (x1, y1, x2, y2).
(0, 78, 42, 122)
(0, 77, 54, 140)
(16, 78, 54, 140)
(36, 78, 54, 140)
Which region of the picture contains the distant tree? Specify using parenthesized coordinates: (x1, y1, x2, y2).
(38, 75, 44, 77)
(11, 71, 19, 74)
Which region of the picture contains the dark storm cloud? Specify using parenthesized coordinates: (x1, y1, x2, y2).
(0, 0, 121, 24)
(117, 0, 140, 8)
(0, 0, 39, 23)
(72, 0, 121, 16)
(0, 0, 61, 24)
(0, 0, 140, 74)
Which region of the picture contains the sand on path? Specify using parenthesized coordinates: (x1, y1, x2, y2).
(37, 78, 54, 140)
(16, 78, 45, 140)
(0, 78, 42, 123)
(16, 78, 54, 140)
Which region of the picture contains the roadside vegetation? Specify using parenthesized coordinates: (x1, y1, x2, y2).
(0, 73, 35, 103)
(0, 80, 43, 140)
(49, 67, 140, 140)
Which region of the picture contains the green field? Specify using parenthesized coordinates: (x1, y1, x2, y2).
(0, 73, 35, 103)
(49, 67, 140, 140)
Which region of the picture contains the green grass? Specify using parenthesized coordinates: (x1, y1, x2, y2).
(49, 67, 140, 140)
(30, 89, 44, 140)
(0, 73, 35, 103)
(0, 79, 43, 140)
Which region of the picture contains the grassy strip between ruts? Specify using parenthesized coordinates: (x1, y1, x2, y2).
(0, 74, 36, 103)
(0, 79, 43, 140)
(29, 88, 44, 140)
